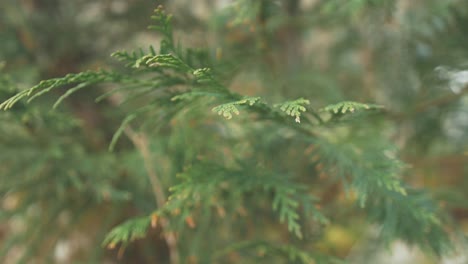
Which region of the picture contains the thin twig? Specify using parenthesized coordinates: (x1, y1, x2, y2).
(124, 128, 179, 264)
(107, 94, 179, 264)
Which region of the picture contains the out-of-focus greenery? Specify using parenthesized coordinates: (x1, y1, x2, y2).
(1, 0, 467, 263)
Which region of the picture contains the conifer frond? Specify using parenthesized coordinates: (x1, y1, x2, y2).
(212, 96, 260, 119)
(367, 189, 452, 255)
(1, 2, 460, 262)
(320, 101, 383, 114)
(170, 91, 223, 102)
(272, 188, 302, 238)
(148, 5, 173, 38)
(148, 5, 175, 54)
(275, 98, 310, 123)
(102, 216, 151, 248)
(0, 70, 120, 110)
(312, 134, 452, 254)
(193, 68, 215, 83)
(192, 68, 228, 91)
(111, 47, 157, 68)
(133, 54, 191, 72)
(157, 163, 327, 239)
(315, 136, 406, 207)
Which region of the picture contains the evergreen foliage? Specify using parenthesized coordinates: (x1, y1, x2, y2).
(1, 1, 467, 263)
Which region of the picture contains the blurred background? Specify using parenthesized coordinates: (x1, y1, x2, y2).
(1, 0, 467, 263)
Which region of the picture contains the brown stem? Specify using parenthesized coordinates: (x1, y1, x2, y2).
(107, 94, 179, 264)
(123, 128, 179, 264)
